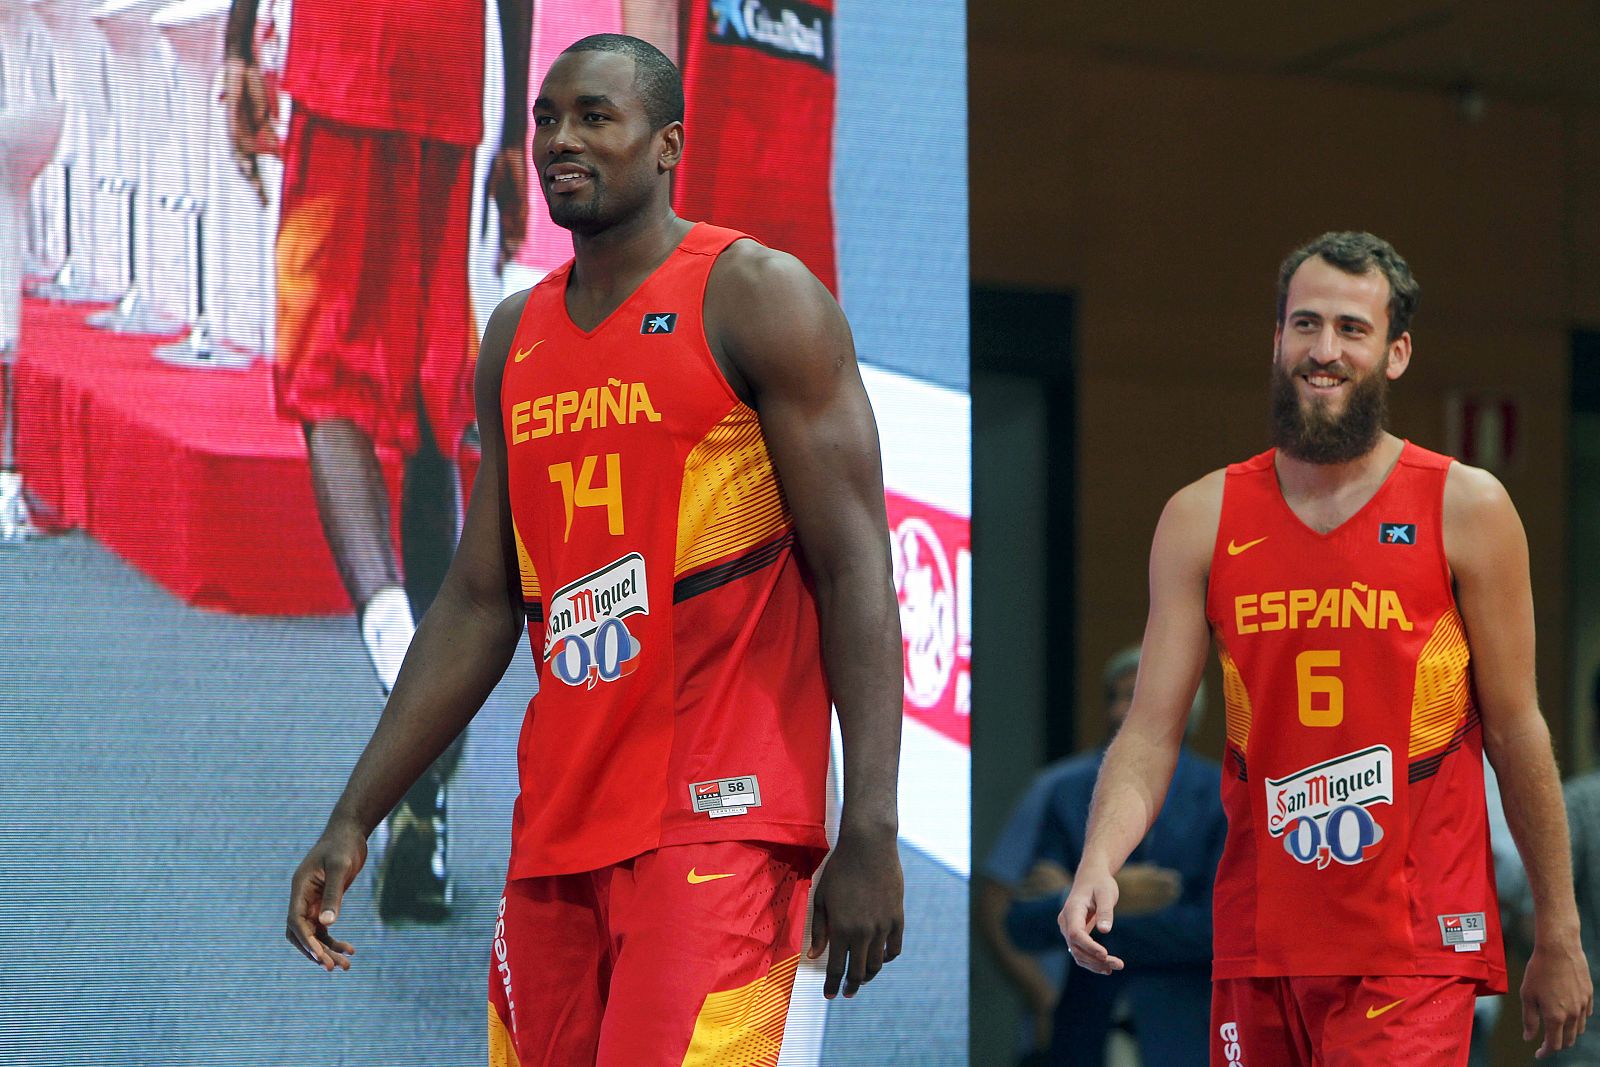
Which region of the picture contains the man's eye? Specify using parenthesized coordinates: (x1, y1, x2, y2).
(586, 113, 609, 123)
(533, 115, 554, 127)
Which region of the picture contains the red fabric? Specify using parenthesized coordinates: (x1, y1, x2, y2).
(488, 840, 815, 1066)
(12, 298, 400, 615)
(283, 0, 485, 146)
(1205, 443, 1506, 991)
(1210, 975, 1476, 1066)
(675, 0, 837, 293)
(275, 111, 477, 457)
(500, 223, 830, 878)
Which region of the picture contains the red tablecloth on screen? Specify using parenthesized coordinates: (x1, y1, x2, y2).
(12, 298, 405, 616)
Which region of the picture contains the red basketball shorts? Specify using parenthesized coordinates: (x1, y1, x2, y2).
(487, 840, 819, 1067)
(274, 109, 477, 456)
(1211, 974, 1477, 1066)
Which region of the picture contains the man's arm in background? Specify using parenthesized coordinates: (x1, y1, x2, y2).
(487, 0, 531, 271)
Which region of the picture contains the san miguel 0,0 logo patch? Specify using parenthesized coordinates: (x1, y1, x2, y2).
(543, 553, 648, 689)
(1265, 745, 1393, 869)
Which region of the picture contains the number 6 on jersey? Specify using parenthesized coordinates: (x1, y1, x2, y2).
(1296, 649, 1344, 727)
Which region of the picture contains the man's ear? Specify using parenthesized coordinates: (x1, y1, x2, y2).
(658, 121, 684, 173)
(1386, 332, 1412, 381)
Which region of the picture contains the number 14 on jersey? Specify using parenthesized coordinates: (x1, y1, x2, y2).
(549, 453, 625, 541)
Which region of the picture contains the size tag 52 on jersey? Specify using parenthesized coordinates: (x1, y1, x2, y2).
(1438, 912, 1487, 952)
(690, 776, 762, 819)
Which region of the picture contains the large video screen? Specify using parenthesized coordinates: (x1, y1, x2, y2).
(0, 1, 967, 1063)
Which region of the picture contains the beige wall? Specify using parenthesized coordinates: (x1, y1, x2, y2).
(972, 44, 1585, 759)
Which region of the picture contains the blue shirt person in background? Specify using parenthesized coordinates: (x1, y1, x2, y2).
(981, 646, 1224, 1066)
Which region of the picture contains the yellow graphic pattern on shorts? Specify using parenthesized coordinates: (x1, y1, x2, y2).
(488, 1000, 522, 1067)
(681, 953, 801, 1066)
(675, 405, 792, 577)
(1409, 608, 1472, 758)
(512, 520, 541, 602)
(1218, 640, 1252, 753)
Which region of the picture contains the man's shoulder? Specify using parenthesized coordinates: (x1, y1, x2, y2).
(707, 237, 822, 306)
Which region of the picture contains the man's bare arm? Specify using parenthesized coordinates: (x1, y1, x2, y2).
(1058, 472, 1219, 974)
(1446, 463, 1591, 1058)
(708, 244, 903, 1000)
(284, 292, 531, 969)
(487, 0, 531, 270)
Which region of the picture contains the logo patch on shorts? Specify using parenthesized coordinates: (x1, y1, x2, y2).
(689, 775, 762, 818)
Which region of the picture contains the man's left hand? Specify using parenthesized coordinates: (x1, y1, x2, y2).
(808, 826, 904, 999)
(1522, 934, 1593, 1058)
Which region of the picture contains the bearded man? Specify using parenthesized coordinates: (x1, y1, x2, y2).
(1057, 232, 1591, 1064)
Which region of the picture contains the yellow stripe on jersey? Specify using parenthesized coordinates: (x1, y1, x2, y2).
(676, 406, 793, 577)
(511, 520, 541, 602)
(488, 1000, 522, 1067)
(1218, 640, 1253, 753)
(1410, 608, 1473, 758)
(681, 953, 800, 1067)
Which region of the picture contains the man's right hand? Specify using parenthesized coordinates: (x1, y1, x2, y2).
(285, 821, 368, 971)
(1058, 864, 1124, 975)
(221, 57, 278, 206)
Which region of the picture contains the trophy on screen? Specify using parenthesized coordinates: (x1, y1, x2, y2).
(23, 0, 119, 305)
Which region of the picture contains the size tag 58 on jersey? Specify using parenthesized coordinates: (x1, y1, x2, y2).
(690, 776, 762, 819)
(1438, 912, 1487, 952)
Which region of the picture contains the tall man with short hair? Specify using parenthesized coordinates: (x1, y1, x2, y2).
(1060, 232, 1592, 1063)
(284, 34, 904, 1065)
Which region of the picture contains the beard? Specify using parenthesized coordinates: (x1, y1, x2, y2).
(1269, 353, 1389, 464)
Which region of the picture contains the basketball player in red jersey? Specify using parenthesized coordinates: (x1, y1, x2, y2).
(223, 0, 530, 921)
(283, 34, 903, 1064)
(1059, 232, 1591, 1063)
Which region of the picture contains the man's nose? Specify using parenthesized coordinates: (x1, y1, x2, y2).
(546, 117, 583, 157)
(1310, 325, 1341, 362)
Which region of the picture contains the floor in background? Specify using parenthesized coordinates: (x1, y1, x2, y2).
(0, 532, 965, 1066)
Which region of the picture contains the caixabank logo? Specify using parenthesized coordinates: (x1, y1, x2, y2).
(709, 0, 833, 71)
(1265, 745, 1392, 869)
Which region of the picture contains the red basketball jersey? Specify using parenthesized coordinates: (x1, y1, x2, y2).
(675, 0, 838, 294)
(1205, 443, 1506, 991)
(284, 0, 484, 146)
(500, 223, 831, 877)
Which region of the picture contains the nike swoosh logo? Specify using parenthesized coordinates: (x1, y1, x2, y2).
(513, 339, 545, 363)
(687, 869, 736, 885)
(1227, 536, 1268, 556)
(1366, 998, 1405, 1019)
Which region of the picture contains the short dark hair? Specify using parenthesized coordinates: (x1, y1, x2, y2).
(1276, 232, 1420, 342)
(559, 34, 684, 130)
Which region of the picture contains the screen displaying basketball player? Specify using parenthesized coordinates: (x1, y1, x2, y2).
(0, 1, 967, 1063)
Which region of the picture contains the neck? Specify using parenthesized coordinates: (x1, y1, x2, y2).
(1274, 432, 1404, 497)
(569, 200, 689, 290)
